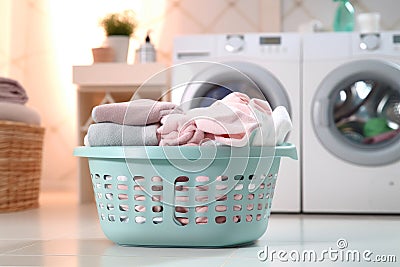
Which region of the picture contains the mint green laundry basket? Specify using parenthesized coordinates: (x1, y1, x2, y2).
(73, 143, 297, 247)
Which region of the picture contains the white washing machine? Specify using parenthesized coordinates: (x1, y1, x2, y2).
(171, 33, 301, 212)
(303, 32, 400, 213)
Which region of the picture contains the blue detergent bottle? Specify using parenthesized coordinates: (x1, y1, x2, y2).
(333, 0, 355, 31)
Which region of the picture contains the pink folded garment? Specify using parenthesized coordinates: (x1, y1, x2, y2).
(92, 99, 181, 126)
(193, 93, 259, 147)
(158, 114, 205, 146)
(158, 92, 259, 147)
(0, 77, 28, 104)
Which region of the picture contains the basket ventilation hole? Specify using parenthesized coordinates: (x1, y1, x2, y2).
(152, 185, 163, 191)
(267, 182, 272, 189)
(175, 206, 188, 213)
(152, 195, 162, 202)
(247, 204, 254, 211)
(234, 175, 244, 180)
(134, 185, 144, 191)
(176, 217, 189, 226)
(216, 175, 228, 181)
(195, 206, 208, 213)
(100, 214, 105, 220)
(246, 215, 253, 222)
(233, 205, 242, 211)
(108, 214, 115, 222)
(249, 175, 254, 180)
(265, 193, 270, 199)
(99, 203, 104, 209)
(216, 195, 227, 201)
(195, 217, 208, 224)
(107, 204, 114, 210)
(117, 176, 128, 181)
(195, 185, 208, 191)
(95, 183, 101, 189)
(152, 206, 163, 212)
(133, 176, 145, 182)
(256, 214, 262, 221)
(104, 175, 112, 181)
(215, 216, 226, 224)
(151, 176, 163, 182)
(97, 193, 102, 199)
(134, 205, 146, 212)
(118, 184, 128, 190)
(175, 176, 189, 183)
(216, 184, 228, 191)
(95, 174, 100, 179)
(234, 194, 242, 200)
(134, 195, 145, 201)
(153, 217, 163, 224)
(215, 205, 227, 212)
(175, 185, 189, 191)
(233, 215, 241, 223)
(105, 184, 112, 189)
(118, 194, 128, 200)
(259, 193, 264, 199)
(135, 216, 146, 224)
(248, 184, 256, 191)
(119, 204, 129, 211)
(235, 184, 243, 191)
(196, 176, 209, 182)
(260, 183, 265, 189)
(195, 195, 208, 202)
(105, 193, 113, 200)
(258, 203, 263, 210)
(248, 194, 255, 200)
(120, 216, 129, 223)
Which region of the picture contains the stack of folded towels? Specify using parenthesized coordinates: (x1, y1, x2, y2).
(0, 77, 41, 125)
(84, 92, 292, 147)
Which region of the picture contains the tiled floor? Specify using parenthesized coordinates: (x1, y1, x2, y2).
(1, 191, 399, 267)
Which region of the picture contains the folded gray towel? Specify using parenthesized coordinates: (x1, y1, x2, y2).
(92, 99, 181, 126)
(0, 77, 28, 104)
(85, 123, 160, 146)
(0, 102, 41, 125)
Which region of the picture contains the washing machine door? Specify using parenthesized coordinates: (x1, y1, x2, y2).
(180, 61, 291, 114)
(312, 59, 400, 166)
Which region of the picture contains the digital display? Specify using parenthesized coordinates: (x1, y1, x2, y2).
(393, 35, 400, 44)
(260, 37, 281, 45)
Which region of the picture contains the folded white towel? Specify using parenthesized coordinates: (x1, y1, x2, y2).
(272, 106, 292, 145)
(249, 99, 275, 146)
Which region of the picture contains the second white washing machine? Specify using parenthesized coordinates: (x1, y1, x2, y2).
(171, 33, 301, 212)
(303, 32, 400, 213)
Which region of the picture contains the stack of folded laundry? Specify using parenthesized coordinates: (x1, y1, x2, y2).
(85, 92, 292, 147)
(0, 77, 41, 125)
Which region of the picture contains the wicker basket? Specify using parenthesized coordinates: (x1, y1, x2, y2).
(0, 120, 45, 212)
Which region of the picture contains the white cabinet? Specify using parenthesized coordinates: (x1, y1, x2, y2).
(73, 63, 168, 203)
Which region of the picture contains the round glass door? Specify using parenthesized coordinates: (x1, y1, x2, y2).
(313, 59, 400, 166)
(180, 61, 291, 112)
(333, 80, 400, 146)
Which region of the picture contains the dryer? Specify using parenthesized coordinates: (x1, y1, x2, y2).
(303, 32, 400, 213)
(171, 33, 301, 212)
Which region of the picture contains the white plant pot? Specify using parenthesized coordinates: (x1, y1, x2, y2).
(104, 36, 130, 63)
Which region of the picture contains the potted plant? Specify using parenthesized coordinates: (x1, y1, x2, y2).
(100, 10, 137, 62)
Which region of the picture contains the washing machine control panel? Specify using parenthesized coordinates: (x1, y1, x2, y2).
(225, 35, 245, 53)
(359, 34, 380, 50)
